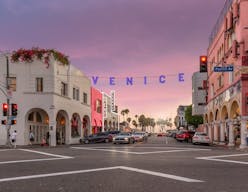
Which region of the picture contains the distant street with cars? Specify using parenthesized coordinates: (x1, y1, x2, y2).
(0, 134, 248, 192)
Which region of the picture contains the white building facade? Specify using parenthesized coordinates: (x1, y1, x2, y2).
(102, 91, 119, 131)
(192, 72, 207, 115)
(0, 52, 91, 146)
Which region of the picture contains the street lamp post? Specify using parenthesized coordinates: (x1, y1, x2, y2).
(5, 56, 11, 147)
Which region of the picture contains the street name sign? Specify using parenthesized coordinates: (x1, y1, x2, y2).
(214, 66, 233, 72)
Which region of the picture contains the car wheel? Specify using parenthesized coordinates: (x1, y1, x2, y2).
(105, 138, 109, 143)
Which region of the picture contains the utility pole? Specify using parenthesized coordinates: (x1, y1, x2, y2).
(5, 56, 11, 147)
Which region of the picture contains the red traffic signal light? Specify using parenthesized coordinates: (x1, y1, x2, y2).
(200, 56, 208, 73)
(2, 103, 8, 116)
(11, 103, 18, 116)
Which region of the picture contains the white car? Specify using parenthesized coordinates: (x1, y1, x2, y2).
(192, 132, 211, 145)
(132, 132, 146, 142)
(113, 132, 135, 144)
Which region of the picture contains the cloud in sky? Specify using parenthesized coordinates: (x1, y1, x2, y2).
(0, 0, 226, 120)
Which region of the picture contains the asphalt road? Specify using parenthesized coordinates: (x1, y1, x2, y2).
(0, 136, 247, 192)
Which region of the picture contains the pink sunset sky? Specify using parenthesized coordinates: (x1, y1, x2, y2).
(0, 0, 226, 120)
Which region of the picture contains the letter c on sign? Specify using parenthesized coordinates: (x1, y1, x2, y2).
(159, 75, 166, 83)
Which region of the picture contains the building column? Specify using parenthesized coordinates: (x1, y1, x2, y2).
(48, 105, 56, 147)
(240, 116, 248, 149)
(208, 123, 213, 142)
(220, 121, 225, 144)
(204, 124, 208, 133)
(213, 121, 219, 143)
(228, 120, 235, 147)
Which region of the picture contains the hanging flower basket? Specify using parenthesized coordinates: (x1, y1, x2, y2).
(11, 47, 69, 68)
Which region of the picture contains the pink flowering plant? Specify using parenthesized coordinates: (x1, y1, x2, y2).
(11, 47, 69, 68)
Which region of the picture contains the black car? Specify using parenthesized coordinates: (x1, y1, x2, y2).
(79, 132, 113, 144)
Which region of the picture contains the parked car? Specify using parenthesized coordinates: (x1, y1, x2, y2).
(113, 132, 135, 144)
(106, 130, 120, 138)
(79, 132, 113, 144)
(176, 130, 195, 142)
(192, 132, 211, 145)
(157, 132, 166, 137)
(132, 132, 146, 142)
(167, 130, 178, 138)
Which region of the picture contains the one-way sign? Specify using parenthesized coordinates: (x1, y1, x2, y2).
(214, 65, 233, 72)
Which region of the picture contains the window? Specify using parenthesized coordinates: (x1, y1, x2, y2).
(36, 78, 43, 92)
(218, 75, 223, 88)
(8, 77, 16, 91)
(73, 87, 80, 101)
(96, 99, 102, 113)
(83, 92, 87, 104)
(61, 82, 68, 96)
(229, 71, 234, 84)
(211, 83, 214, 98)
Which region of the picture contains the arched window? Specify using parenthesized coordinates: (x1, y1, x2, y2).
(36, 112, 42, 123)
(28, 112, 42, 123)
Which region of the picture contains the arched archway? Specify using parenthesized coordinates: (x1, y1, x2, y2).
(26, 108, 49, 145)
(71, 113, 81, 138)
(56, 110, 69, 145)
(82, 115, 90, 136)
(230, 101, 240, 118)
(221, 105, 229, 143)
(209, 112, 214, 123)
(204, 114, 208, 124)
(230, 100, 241, 146)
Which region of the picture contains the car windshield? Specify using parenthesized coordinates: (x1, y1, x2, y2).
(118, 133, 130, 136)
(133, 133, 144, 135)
(196, 132, 207, 136)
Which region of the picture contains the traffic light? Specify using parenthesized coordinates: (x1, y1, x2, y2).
(2, 103, 8, 116)
(11, 119, 17, 125)
(200, 56, 208, 73)
(11, 103, 18, 116)
(1, 120, 7, 125)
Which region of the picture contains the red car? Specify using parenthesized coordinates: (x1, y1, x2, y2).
(176, 130, 195, 142)
(157, 132, 166, 137)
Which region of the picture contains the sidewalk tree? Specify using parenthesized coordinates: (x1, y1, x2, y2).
(185, 105, 203, 128)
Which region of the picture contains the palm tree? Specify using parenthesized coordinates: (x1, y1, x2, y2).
(120, 110, 126, 122)
(132, 120, 138, 129)
(124, 109, 130, 121)
(127, 117, 132, 124)
(138, 114, 146, 131)
(135, 114, 139, 128)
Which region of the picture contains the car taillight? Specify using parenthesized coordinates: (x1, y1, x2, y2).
(193, 136, 199, 139)
(205, 136, 209, 139)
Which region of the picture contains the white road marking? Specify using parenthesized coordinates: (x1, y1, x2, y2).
(119, 166, 204, 183)
(0, 149, 14, 152)
(0, 166, 120, 182)
(19, 149, 72, 159)
(0, 149, 73, 165)
(196, 153, 248, 165)
(71, 146, 211, 154)
(0, 166, 204, 183)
